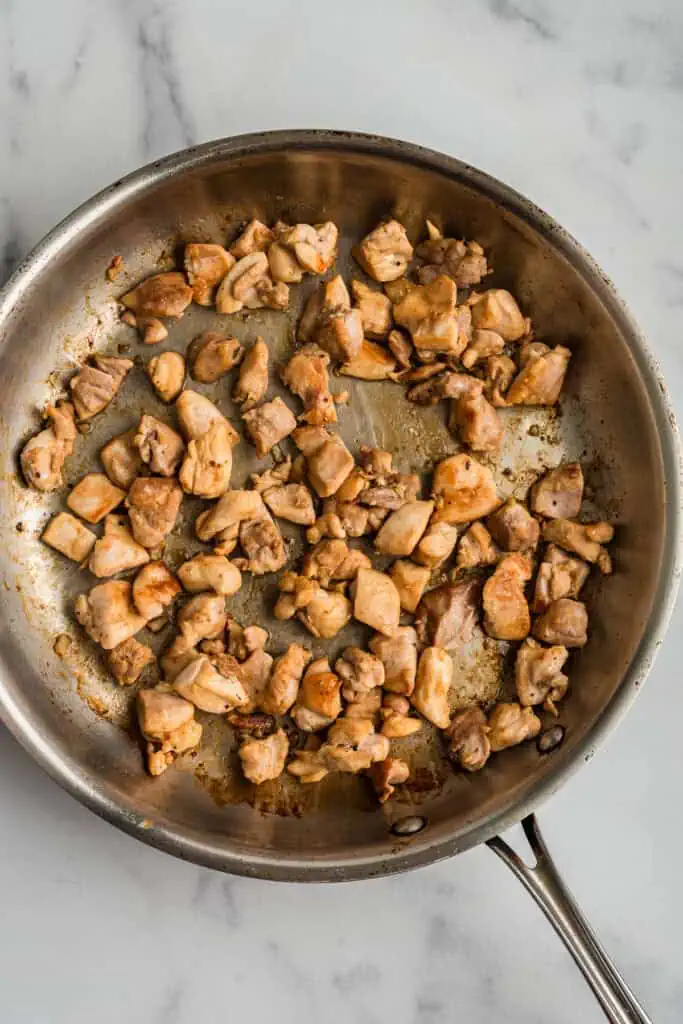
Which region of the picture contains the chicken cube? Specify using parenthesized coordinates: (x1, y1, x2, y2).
(126, 477, 183, 548)
(132, 561, 181, 619)
(369, 627, 418, 695)
(107, 636, 155, 686)
(298, 587, 352, 640)
(173, 656, 248, 714)
(263, 483, 316, 525)
(274, 221, 338, 275)
(531, 463, 584, 520)
(233, 338, 269, 410)
(446, 708, 491, 772)
(67, 473, 125, 524)
(75, 580, 147, 650)
(387, 328, 414, 369)
(532, 544, 589, 612)
(137, 689, 202, 775)
(121, 272, 193, 318)
(415, 579, 481, 651)
(134, 415, 185, 477)
(461, 329, 505, 369)
(413, 521, 459, 569)
(412, 647, 453, 729)
(230, 219, 273, 259)
(177, 593, 227, 646)
(235, 516, 287, 575)
(178, 554, 242, 596)
(292, 658, 343, 732)
(100, 429, 144, 490)
(487, 498, 540, 552)
(146, 351, 186, 404)
(515, 638, 569, 713)
(280, 345, 336, 426)
(432, 454, 499, 524)
(302, 539, 371, 585)
(243, 397, 297, 458)
(393, 276, 472, 356)
(374, 500, 434, 556)
(20, 401, 77, 492)
(389, 559, 431, 613)
(470, 289, 529, 341)
(351, 280, 392, 337)
(239, 729, 289, 785)
(335, 647, 385, 701)
(506, 345, 571, 405)
(542, 519, 614, 572)
(488, 702, 541, 752)
(316, 308, 364, 363)
(175, 390, 238, 443)
(306, 435, 354, 497)
(369, 757, 410, 803)
(195, 489, 266, 545)
(353, 568, 400, 636)
(416, 233, 489, 288)
(450, 391, 503, 454)
(486, 354, 517, 407)
(179, 421, 235, 499)
(339, 340, 397, 380)
(533, 598, 588, 648)
(42, 512, 96, 563)
(184, 244, 235, 306)
(88, 514, 150, 577)
(482, 553, 532, 641)
(355, 220, 413, 282)
(70, 356, 133, 421)
(187, 331, 243, 383)
(261, 644, 312, 716)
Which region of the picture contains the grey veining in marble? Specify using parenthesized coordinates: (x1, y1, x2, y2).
(1, 1, 682, 1022)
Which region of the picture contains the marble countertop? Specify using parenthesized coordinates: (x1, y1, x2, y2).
(2, 1, 682, 1021)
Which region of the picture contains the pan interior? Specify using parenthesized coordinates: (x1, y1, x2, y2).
(0, 137, 672, 878)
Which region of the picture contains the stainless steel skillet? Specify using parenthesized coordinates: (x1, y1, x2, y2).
(0, 131, 679, 1023)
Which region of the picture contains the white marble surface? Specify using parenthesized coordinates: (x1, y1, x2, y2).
(1, 1, 683, 1021)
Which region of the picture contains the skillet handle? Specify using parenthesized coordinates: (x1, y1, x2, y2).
(488, 815, 651, 1024)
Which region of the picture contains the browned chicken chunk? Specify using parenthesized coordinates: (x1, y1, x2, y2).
(232, 648, 274, 712)
(292, 657, 343, 732)
(42, 512, 96, 563)
(177, 554, 241, 596)
(232, 338, 269, 410)
(20, 401, 77, 492)
(335, 647, 385, 701)
(450, 389, 503, 454)
(370, 627, 418, 695)
(533, 598, 588, 648)
(231, 219, 273, 259)
(177, 593, 227, 646)
(299, 431, 355, 498)
(456, 522, 499, 568)
(412, 646, 453, 729)
(122, 272, 193, 318)
(374, 500, 434, 556)
(369, 757, 410, 803)
(413, 521, 459, 569)
(387, 328, 414, 368)
(302, 539, 371, 586)
(280, 344, 336, 426)
(126, 477, 183, 548)
(261, 644, 312, 716)
(263, 483, 316, 525)
(482, 553, 532, 641)
(89, 514, 150, 577)
(175, 390, 238, 444)
(389, 560, 431, 613)
(195, 489, 266, 545)
(515, 638, 569, 713)
(134, 415, 185, 477)
(355, 220, 413, 282)
(184, 244, 235, 306)
(488, 702, 541, 752)
(70, 355, 133, 422)
(542, 519, 614, 573)
(187, 331, 243, 383)
(243, 397, 297, 458)
(274, 221, 338, 275)
(446, 707, 491, 772)
(132, 561, 181, 619)
(75, 580, 147, 649)
(461, 329, 505, 369)
(531, 463, 584, 520)
(487, 498, 540, 552)
(215, 252, 288, 314)
(393, 275, 471, 356)
(179, 420, 235, 499)
(352, 567, 401, 636)
(147, 351, 186, 403)
(432, 454, 499, 524)
(486, 354, 517, 407)
(415, 579, 481, 651)
(298, 587, 352, 639)
(100, 429, 143, 490)
(297, 274, 351, 343)
(137, 689, 202, 776)
(239, 729, 289, 785)
(351, 279, 392, 337)
(107, 636, 155, 686)
(173, 656, 248, 714)
(506, 345, 571, 405)
(67, 473, 125, 524)
(339, 340, 397, 380)
(315, 307, 364, 363)
(235, 515, 287, 575)
(533, 544, 589, 612)
(470, 289, 529, 341)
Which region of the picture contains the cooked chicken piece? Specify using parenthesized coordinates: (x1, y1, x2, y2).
(230, 219, 273, 259)
(531, 463, 584, 520)
(374, 500, 434, 557)
(237, 648, 275, 712)
(488, 702, 541, 752)
(542, 518, 614, 572)
(243, 397, 297, 458)
(239, 729, 289, 785)
(519, 341, 551, 367)
(415, 235, 489, 288)
(339, 340, 397, 380)
(506, 345, 571, 405)
(186, 331, 243, 384)
(137, 317, 169, 345)
(485, 354, 517, 407)
(126, 477, 183, 549)
(370, 627, 418, 695)
(173, 655, 248, 714)
(306, 498, 370, 543)
(179, 420, 234, 499)
(351, 280, 392, 337)
(242, 625, 269, 652)
(263, 483, 316, 525)
(450, 390, 503, 454)
(412, 647, 453, 729)
(268, 242, 304, 284)
(316, 307, 364, 363)
(533, 598, 588, 648)
(122, 272, 193, 318)
(250, 458, 292, 492)
(343, 689, 382, 722)
(393, 275, 472, 356)
(533, 544, 589, 612)
(335, 647, 385, 701)
(298, 587, 352, 639)
(273, 572, 325, 618)
(292, 657, 343, 732)
(177, 593, 227, 646)
(305, 434, 355, 498)
(75, 580, 147, 650)
(487, 498, 540, 552)
(131, 560, 181, 619)
(469, 289, 529, 341)
(352, 567, 400, 636)
(280, 344, 336, 425)
(297, 274, 351, 343)
(515, 638, 569, 713)
(232, 338, 269, 410)
(354, 220, 413, 282)
(456, 522, 499, 568)
(387, 328, 414, 368)
(137, 689, 202, 776)
(407, 370, 480, 405)
(357, 446, 400, 481)
(461, 329, 505, 369)
(226, 710, 277, 737)
(235, 515, 287, 575)
(160, 634, 199, 680)
(42, 512, 96, 563)
(134, 415, 185, 477)
(195, 489, 266, 545)
(100, 429, 143, 490)
(415, 579, 481, 651)
(483, 553, 532, 641)
(175, 390, 238, 444)
(413, 521, 459, 569)
(446, 708, 491, 772)
(291, 424, 332, 456)
(274, 221, 338, 275)
(323, 719, 390, 773)
(177, 554, 241, 597)
(70, 356, 133, 422)
(146, 351, 186, 404)
(261, 644, 312, 716)
(389, 560, 431, 614)
(88, 514, 150, 577)
(67, 473, 125, 524)
(107, 636, 155, 686)
(369, 757, 410, 803)
(397, 362, 449, 386)
(20, 401, 77, 492)
(432, 454, 499, 524)
(358, 473, 421, 511)
(380, 692, 423, 738)
(215, 252, 288, 314)
(184, 243, 235, 306)
(303, 539, 372, 586)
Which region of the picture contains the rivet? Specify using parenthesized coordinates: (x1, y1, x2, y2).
(391, 815, 427, 837)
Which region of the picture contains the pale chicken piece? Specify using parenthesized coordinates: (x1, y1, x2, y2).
(268, 242, 304, 284)
(515, 638, 569, 713)
(413, 521, 459, 569)
(242, 625, 269, 652)
(126, 477, 182, 549)
(374, 500, 434, 557)
(335, 647, 385, 701)
(100, 430, 143, 490)
(280, 345, 336, 426)
(506, 345, 572, 406)
(179, 421, 234, 499)
(42, 512, 96, 563)
(412, 647, 453, 729)
(261, 644, 312, 716)
(275, 221, 338, 275)
(232, 338, 269, 410)
(20, 401, 77, 492)
(393, 275, 472, 356)
(346, 688, 383, 722)
(482, 553, 532, 641)
(487, 498, 540, 552)
(355, 219, 413, 282)
(215, 252, 287, 314)
(389, 559, 431, 614)
(75, 580, 147, 650)
(370, 627, 418, 695)
(178, 554, 242, 596)
(450, 390, 503, 454)
(107, 636, 155, 686)
(230, 219, 273, 259)
(121, 272, 193, 318)
(233, 648, 274, 712)
(250, 458, 292, 492)
(243, 397, 297, 458)
(353, 567, 400, 636)
(533, 544, 589, 612)
(298, 588, 352, 639)
(387, 328, 414, 369)
(533, 598, 588, 648)
(316, 307, 364, 362)
(160, 634, 199, 680)
(461, 329, 505, 369)
(132, 560, 181, 619)
(488, 702, 541, 752)
(138, 317, 169, 345)
(446, 708, 491, 772)
(339, 340, 397, 380)
(134, 415, 185, 477)
(291, 424, 332, 456)
(239, 729, 289, 785)
(307, 437, 355, 499)
(184, 243, 235, 306)
(235, 515, 287, 575)
(415, 579, 481, 651)
(147, 351, 186, 403)
(173, 655, 248, 714)
(292, 657, 343, 732)
(531, 463, 584, 520)
(369, 757, 410, 803)
(177, 593, 227, 646)
(485, 354, 517, 407)
(187, 331, 243, 383)
(321, 719, 390, 774)
(137, 689, 202, 776)
(70, 355, 133, 422)
(456, 522, 499, 568)
(195, 489, 266, 544)
(67, 473, 125, 524)
(469, 289, 529, 341)
(432, 454, 500, 525)
(175, 390, 238, 444)
(542, 518, 614, 572)
(415, 235, 489, 288)
(303, 539, 372, 586)
(263, 483, 316, 525)
(89, 514, 150, 578)
(272, 572, 333, 622)
(380, 692, 423, 738)
(351, 279, 392, 337)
